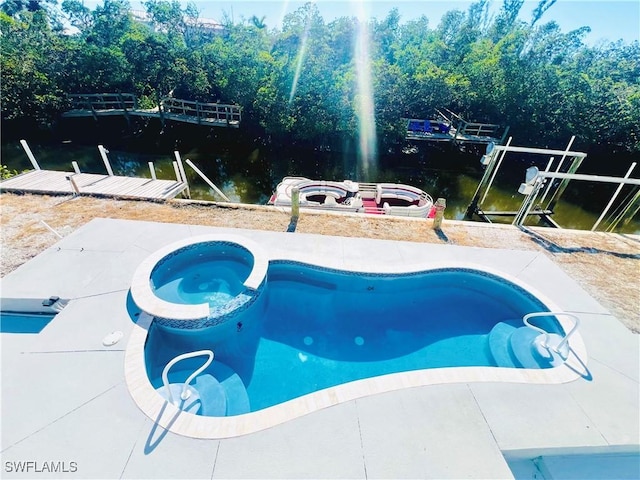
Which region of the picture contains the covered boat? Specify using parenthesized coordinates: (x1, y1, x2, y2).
(268, 177, 435, 218)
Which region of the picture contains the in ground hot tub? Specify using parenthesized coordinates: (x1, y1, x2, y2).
(130, 235, 268, 329)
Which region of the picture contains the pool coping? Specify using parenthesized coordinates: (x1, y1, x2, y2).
(124, 235, 589, 440)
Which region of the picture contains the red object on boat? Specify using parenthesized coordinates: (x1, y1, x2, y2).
(362, 199, 381, 214)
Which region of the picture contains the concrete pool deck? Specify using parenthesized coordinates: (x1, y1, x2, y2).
(1, 218, 638, 479)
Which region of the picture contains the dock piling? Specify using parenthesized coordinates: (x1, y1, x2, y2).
(185, 159, 230, 202)
(173, 151, 191, 199)
(291, 187, 300, 220)
(20, 140, 41, 170)
(432, 198, 446, 229)
(148, 162, 157, 180)
(66, 174, 81, 195)
(98, 145, 114, 176)
(172, 161, 181, 183)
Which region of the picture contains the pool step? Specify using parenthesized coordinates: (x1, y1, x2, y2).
(488, 322, 550, 369)
(510, 326, 546, 369)
(488, 322, 519, 368)
(194, 362, 250, 416)
(194, 375, 227, 416)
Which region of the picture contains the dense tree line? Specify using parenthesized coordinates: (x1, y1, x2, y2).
(1, 0, 639, 153)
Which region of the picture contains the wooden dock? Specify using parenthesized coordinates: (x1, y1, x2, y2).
(405, 109, 508, 146)
(62, 93, 241, 128)
(0, 170, 188, 201)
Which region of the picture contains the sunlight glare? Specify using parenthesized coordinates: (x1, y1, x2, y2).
(288, 21, 310, 105)
(353, 0, 377, 180)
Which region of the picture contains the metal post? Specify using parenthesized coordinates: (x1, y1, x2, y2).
(481, 136, 512, 204)
(513, 180, 542, 226)
(173, 151, 191, 199)
(291, 187, 300, 220)
(20, 139, 41, 170)
(432, 198, 446, 229)
(539, 157, 562, 206)
(607, 188, 640, 232)
(545, 136, 579, 211)
(535, 157, 555, 205)
(465, 143, 502, 219)
(72, 161, 81, 174)
(148, 162, 157, 180)
(98, 145, 114, 176)
(535, 172, 640, 184)
(591, 162, 636, 231)
(185, 159, 231, 202)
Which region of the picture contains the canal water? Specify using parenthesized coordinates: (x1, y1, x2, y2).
(2, 117, 639, 234)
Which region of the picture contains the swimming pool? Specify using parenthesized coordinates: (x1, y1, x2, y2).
(144, 262, 565, 415)
(129, 234, 585, 434)
(0, 312, 56, 333)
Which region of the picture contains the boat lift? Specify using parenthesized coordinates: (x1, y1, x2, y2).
(466, 137, 587, 224)
(466, 137, 640, 231)
(513, 164, 640, 230)
(405, 109, 509, 147)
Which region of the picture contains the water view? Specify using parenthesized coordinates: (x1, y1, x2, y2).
(2, 116, 639, 234)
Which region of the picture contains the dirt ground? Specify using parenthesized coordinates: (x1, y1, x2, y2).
(1, 193, 638, 333)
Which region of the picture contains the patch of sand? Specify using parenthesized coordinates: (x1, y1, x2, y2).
(1, 193, 638, 332)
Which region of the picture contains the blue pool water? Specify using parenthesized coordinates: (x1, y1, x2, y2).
(145, 262, 562, 416)
(150, 243, 252, 308)
(0, 312, 56, 333)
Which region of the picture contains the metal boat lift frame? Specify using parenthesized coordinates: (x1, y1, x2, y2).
(466, 137, 640, 231)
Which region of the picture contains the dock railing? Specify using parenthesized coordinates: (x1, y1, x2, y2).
(67, 93, 137, 111)
(62, 93, 241, 127)
(161, 98, 241, 125)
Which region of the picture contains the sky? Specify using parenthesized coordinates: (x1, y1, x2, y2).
(122, 0, 640, 45)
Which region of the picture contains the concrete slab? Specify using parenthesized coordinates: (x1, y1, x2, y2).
(356, 384, 514, 479)
(514, 254, 610, 315)
(1, 384, 146, 480)
(77, 245, 151, 298)
(469, 382, 608, 451)
(122, 423, 218, 479)
(212, 402, 365, 479)
(340, 238, 404, 272)
(565, 359, 640, 446)
(250, 230, 348, 268)
(0, 248, 119, 302)
(1, 350, 126, 450)
(50, 216, 144, 253)
(574, 312, 640, 382)
(128, 220, 194, 254)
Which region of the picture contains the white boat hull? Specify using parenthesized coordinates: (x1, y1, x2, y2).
(269, 177, 434, 218)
